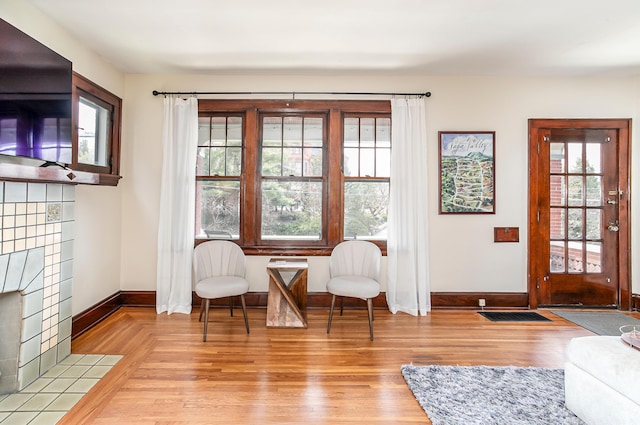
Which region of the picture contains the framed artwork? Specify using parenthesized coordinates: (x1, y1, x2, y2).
(439, 131, 495, 214)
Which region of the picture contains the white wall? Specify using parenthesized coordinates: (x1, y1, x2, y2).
(0, 0, 125, 315)
(2, 1, 639, 312)
(122, 74, 639, 296)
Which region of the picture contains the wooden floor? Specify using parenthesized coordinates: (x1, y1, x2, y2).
(61, 306, 639, 424)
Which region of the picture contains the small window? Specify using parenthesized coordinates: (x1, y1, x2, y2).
(72, 73, 122, 185)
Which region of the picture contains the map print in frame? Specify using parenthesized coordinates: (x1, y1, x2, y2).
(439, 131, 495, 214)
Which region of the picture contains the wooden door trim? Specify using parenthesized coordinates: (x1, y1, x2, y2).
(528, 118, 632, 310)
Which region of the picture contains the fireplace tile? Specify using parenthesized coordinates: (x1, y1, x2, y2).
(21, 312, 43, 342)
(18, 335, 40, 366)
(17, 358, 39, 391)
(26, 184, 46, 203)
(4, 252, 28, 292)
(22, 290, 44, 317)
(5, 182, 27, 203)
(17, 393, 57, 411)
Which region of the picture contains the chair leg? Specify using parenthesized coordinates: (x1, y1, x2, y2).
(198, 298, 205, 322)
(327, 294, 336, 334)
(229, 297, 234, 317)
(203, 299, 210, 342)
(340, 296, 344, 316)
(367, 298, 374, 341)
(240, 294, 250, 334)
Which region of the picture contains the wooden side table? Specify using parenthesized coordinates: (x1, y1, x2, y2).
(266, 258, 308, 328)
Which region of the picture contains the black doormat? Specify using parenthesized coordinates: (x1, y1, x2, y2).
(479, 311, 552, 322)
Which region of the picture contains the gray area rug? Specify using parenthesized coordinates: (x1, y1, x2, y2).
(401, 365, 583, 425)
(551, 310, 640, 335)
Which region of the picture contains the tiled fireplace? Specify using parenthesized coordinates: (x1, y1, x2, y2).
(0, 181, 74, 395)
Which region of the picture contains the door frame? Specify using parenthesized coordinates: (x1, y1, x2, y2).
(528, 118, 632, 310)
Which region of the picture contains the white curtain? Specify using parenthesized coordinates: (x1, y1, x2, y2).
(156, 96, 198, 315)
(386, 97, 431, 316)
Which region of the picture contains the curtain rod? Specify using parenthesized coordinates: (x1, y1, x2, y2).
(152, 90, 431, 98)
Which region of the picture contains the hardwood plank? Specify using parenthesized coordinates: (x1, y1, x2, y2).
(62, 307, 639, 424)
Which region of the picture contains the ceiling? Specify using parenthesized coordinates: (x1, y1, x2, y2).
(27, 0, 640, 77)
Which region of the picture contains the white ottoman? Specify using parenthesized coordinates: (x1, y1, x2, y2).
(565, 336, 640, 425)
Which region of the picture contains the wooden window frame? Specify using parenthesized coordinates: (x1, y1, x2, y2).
(71, 72, 122, 186)
(197, 99, 390, 256)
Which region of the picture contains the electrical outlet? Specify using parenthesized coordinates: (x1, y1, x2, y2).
(478, 298, 486, 307)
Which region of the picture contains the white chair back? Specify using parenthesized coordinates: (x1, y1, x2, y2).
(330, 240, 381, 280)
(193, 240, 246, 282)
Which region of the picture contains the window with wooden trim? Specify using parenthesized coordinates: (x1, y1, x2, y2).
(71, 73, 122, 185)
(196, 99, 391, 254)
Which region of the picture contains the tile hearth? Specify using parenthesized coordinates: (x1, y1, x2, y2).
(0, 353, 121, 425)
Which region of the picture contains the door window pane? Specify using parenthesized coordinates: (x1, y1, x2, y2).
(586, 143, 601, 173)
(586, 242, 602, 273)
(567, 176, 583, 206)
(550, 208, 565, 239)
(567, 241, 584, 273)
(568, 209, 583, 239)
(550, 143, 565, 173)
(586, 176, 602, 207)
(550, 175, 566, 206)
(550, 242, 565, 272)
(568, 143, 583, 173)
(586, 209, 602, 240)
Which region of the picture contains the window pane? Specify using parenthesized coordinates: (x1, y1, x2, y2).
(550, 175, 565, 206)
(344, 118, 359, 147)
(568, 241, 584, 273)
(568, 143, 583, 173)
(262, 148, 282, 176)
(360, 118, 375, 147)
(78, 97, 109, 166)
(196, 147, 210, 175)
(550, 242, 565, 272)
(283, 147, 302, 176)
(263, 117, 282, 146)
(586, 242, 602, 273)
(360, 149, 374, 176)
(567, 176, 583, 206)
(304, 117, 323, 147)
(261, 180, 322, 240)
(344, 148, 359, 176)
(303, 147, 323, 176)
(586, 175, 602, 207)
(226, 147, 242, 176)
(568, 209, 583, 239)
(550, 143, 565, 173)
(376, 118, 390, 147)
(227, 117, 242, 146)
(198, 117, 211, 146)
(586, 209, 601, 240)
(196, 180, 240, 239)
(550, 208, 565, 239)
(376, 147, 390, 177)
(586, 143, 601, 173)
(283, 117, 302, 147)
(344, 181, 389, 240)
(211, 117, 226, 146)
(209, 147, 226, 175)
